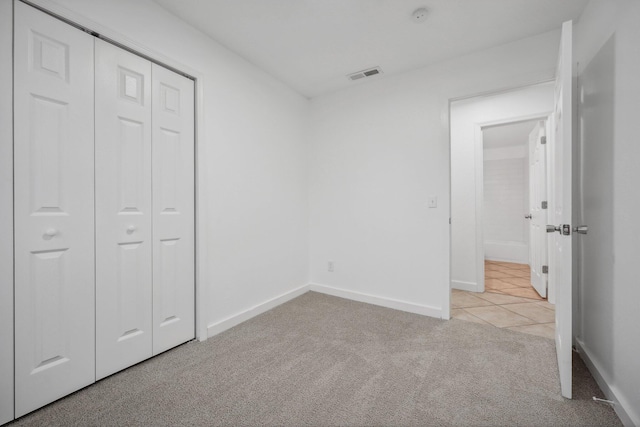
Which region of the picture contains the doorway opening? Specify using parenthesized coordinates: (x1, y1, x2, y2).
(448, 21, 574, 399)
(483, 119, 547, 301)
(457, 119, 556, 338)
(449, 82, 555, 339)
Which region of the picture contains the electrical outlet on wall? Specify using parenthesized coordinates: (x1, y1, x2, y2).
(328, 261, 334, 272)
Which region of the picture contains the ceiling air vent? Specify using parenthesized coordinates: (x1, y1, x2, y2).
(347, 67, 383, 81)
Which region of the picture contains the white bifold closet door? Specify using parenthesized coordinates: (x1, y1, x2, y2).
(95, 39, 154, 380)
(151, 64, 195, 355)
(13, 3, 195, 415)
(13, 2, 95, 417)
(95, 41, 195, 378)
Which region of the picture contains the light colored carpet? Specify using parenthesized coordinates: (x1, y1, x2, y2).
(10, 292, 620, 426)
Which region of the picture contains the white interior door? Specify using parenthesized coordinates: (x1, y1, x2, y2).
(95, 39, 153, 380)
(13, 2, 95, 416)
(152, 64, 195, 354)
(549, 20, 573, 399)
(528, 121, 548, 298)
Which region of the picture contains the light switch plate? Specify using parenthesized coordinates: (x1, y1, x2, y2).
(428, 196, 437, 208)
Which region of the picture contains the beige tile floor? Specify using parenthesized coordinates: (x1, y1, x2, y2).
(484, 260, 543, 300)
(451, 261, 555, 339)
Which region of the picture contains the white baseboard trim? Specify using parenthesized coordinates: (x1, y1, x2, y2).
(484, 241, 528, 265)
(309, 283, 442, 319)
(451, 280, 478, 292)
(207, 284, 309, 338)
(484, 256, 530, 265)
(575, 338, 638, 427)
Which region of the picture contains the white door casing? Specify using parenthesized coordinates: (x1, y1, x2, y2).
(151, 64, 196, 355)
(95, 39, 153, 380)
(549, 20, 573, 399)
(13, 1, 95, 417)
(544, 118, 556, 305)
(528, 121, 548, 298)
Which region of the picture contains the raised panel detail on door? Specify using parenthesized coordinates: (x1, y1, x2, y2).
(117, 117, 145, 212)
(152, 64, 195, 355)
(14, 2, 95, 417)
(31, 31, 69, 81)
(29, 95, 67, 213)
(29, 249, 69, 374)
(95, 39, 153, 380)
(158, 128, 180, 211)
(159, 238, 180, 327)
(116, 241, 146, 342)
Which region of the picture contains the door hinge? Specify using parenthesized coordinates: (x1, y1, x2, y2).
(541, 201, 548, 209)
(542, 265, 548, 274)
(540, 136, 547, 145)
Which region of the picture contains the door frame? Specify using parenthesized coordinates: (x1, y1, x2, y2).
(448, 81, 555, 303)
(473, 113, 552, 292)
(21, 0, 208, 342)
(527, 119, 551, 300)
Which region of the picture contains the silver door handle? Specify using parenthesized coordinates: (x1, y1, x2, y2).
(547, 224, 571, 235)
(573, 225, 588, 235)
(525, 214, 532, 219)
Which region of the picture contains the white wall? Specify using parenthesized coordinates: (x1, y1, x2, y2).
(450, 84, 554, 292)
(17, 0, 311, 335)
(309, 31, 560, 317)
(575, 1, 640, 424)
(0, 0, 13, 423)
(483, 146, 529, 264)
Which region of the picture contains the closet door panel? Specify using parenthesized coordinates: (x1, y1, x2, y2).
(95, 39, 153, 379)
(152, 64, 195, 354)
(13, 2, 95, 417)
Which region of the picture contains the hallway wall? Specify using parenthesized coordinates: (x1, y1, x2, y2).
(483, 145, 529, 264)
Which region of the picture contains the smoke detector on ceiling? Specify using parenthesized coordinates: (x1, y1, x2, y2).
(347, 66, 383, 81)
(411, 7, 429, 23)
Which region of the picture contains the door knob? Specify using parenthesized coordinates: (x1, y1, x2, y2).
(43, 228, 58, 239)
(525, 214, 532, 219)
(547, 224, 571, 235)
(126, 225, 136, 234)
(573, 225, 588, 235)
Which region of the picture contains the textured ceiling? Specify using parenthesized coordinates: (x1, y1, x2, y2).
(154, 0, 589, 98)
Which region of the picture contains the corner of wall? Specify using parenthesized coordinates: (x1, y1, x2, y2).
(206, 285, 310, 338)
